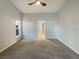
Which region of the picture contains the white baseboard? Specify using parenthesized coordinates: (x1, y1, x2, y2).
(47, 37, 58, 39)
(58, 38, 79, 55)
(48, 37, 79, 55)
(0, 40, 18, 53)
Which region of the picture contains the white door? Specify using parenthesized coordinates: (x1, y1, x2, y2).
(37, 21, 45, 39)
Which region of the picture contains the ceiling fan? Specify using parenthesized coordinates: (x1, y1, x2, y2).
(28, 0, 46, 6)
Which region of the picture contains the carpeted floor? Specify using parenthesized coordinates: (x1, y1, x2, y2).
(0, 39, 79, 59)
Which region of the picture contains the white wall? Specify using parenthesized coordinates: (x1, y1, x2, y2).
(22, 13, 59, 39)
(58, 0, 79, 54)
(0, 0, 22, 52)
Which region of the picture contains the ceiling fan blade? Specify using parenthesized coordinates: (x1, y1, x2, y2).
(28, 2, 35, 5)
(28, 0, 37, 5)
(40, 2, 46, 6)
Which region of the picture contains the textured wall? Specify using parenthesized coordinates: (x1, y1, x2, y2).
(58, 0, 79, 54)
(0, 0, 22, 52)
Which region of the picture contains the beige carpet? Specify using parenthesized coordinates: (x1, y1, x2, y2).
(0, 39, 79, 59)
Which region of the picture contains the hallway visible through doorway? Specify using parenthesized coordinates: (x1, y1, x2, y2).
(37, 21, 45, 39)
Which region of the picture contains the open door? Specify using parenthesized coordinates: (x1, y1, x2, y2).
(37, 21, 45, 39)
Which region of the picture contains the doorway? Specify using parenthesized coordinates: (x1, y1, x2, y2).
(37, 21, 46, 39)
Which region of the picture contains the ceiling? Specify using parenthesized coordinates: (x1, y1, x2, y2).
(9, 0, 66, 13)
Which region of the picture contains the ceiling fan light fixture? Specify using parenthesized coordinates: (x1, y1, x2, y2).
(28, 0, 47, 7)
(36, 1, 41, 5)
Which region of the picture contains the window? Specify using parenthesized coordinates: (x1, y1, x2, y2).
(16, 25, 19, 36)
(16, 20, 19, 36)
